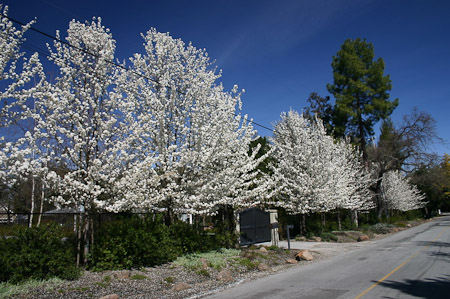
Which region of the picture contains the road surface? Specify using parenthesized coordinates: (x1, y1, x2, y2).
(205, 216, 450, 299)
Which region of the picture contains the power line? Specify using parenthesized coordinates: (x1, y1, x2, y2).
(1, 13, 275, 134)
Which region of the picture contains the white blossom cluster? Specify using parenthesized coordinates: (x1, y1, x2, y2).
(271, 110, 374, 216)
(380, 170, 426, 212)
(0, 5, 56, 224)
(0, 4, 46, 126)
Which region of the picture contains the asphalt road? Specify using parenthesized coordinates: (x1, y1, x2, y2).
(205, 216, 450, 299)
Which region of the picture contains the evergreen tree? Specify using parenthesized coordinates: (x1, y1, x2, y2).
(303, 92, 334, 135)
(327, 38, 398, 161)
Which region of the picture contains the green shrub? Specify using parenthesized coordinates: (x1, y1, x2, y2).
(394, 222, 407, 227)
(236, 258, 259, 270)
(306, 231, 315, 239)
(90, 215, 238, 271)
(0, 223, 79, 283)
(340, 217, 354, 231)
(209, 228, 239, 249)
(369, 223, 393, 234)
(164, 276, 175, 283)
(0, 224, 27, 237)
(130, 274, 146, 280)
(358, 223, 371, 231)
(196, 269, 210, 277)
(0, 277, 63, 298)
(90, 215, 178, 271)
(320, 232, 338, 242)
(174, 249, 240, 270)
(169, 221, 216, 253)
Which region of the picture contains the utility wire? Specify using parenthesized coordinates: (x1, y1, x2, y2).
(1, 13, 275, 134)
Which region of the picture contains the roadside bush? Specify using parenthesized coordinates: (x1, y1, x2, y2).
(209, 228, 239, 249)
(0, 224, 27, 237)
(320, 232, 338, 242)
(340, 217, 354, 231)
(90, 215, 238, 271)
(369, 223, 393, 234)
(90, 215, 178, 271)
(174, 248, 240, 270)
(169, 221, 214, 253)
(306, 231, 315, 239)
(358, 223, 371, 231)
(388, 210, 423, 223)
(394, 221, 407, 228)
(0, 277, 63, 298)
(0, 223, 79, 283)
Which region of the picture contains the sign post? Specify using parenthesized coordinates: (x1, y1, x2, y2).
(286, 224, 294, 250)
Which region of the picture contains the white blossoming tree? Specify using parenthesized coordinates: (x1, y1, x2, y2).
(103, 29, 271, 222)
(44, 17, 119, 213)
(271, 110, 375, 231)
(332, 139, 374, 228)
(380, 170, 426, 213)
(42, 17, 121, 265)
(271, 111, 337, 232)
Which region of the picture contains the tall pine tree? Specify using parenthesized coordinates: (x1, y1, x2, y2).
(327, 38, 398, 161)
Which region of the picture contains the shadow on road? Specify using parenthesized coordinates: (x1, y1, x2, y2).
(430, 216, 450, 226)
(413, 241, 450, 261)
(377, 275, 450, 299)
(414, 241, 450, 248)
(428, 251, 450, 262)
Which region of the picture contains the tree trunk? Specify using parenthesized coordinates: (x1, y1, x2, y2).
(37, 182, 45, 227)
(233, 210, 240, 247)
(301, 214, 306, 235)
(6, 195, 12, 224)
(299, 214, 303, 236)
(29, 176, 35, 228)
(351, 210, 359, 228)
(376, 175, 384, 220)
(337, 210, 342, 231)
(83, 212, 89, 265)
(223, 205, 234, 231)
(76, 212, 82, 267)
(357, 98, 368, 163)
(90, 216, 94, 262)
(165, 202, 173, 225)
(321, 212, 326, 232)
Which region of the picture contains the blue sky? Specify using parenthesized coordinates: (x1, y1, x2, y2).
(4, 0, 450, 155)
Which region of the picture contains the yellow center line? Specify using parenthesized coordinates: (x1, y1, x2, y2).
(354, 226, 448, 299)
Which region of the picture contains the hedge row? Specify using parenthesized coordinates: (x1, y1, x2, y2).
(0, 223, 80, 284)
(0, 215, 237, 283)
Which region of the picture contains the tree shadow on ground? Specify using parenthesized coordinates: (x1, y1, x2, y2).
(414, 241, 450, 248)
(378, 275, 450, 299)
(413, 241, 450, 262)
(430, 218, 450, 227)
